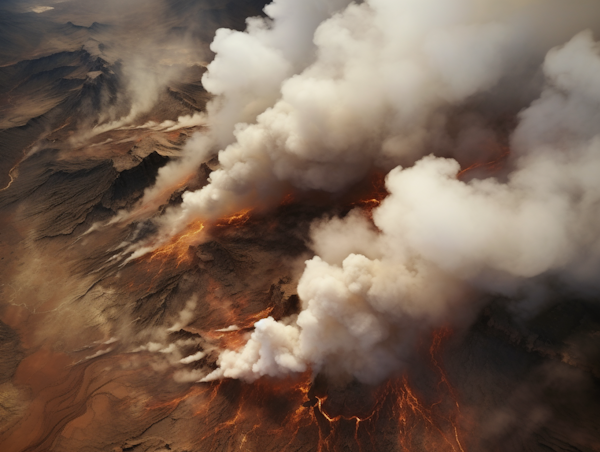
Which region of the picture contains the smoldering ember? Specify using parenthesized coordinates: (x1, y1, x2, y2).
(1, 0, 600, 451)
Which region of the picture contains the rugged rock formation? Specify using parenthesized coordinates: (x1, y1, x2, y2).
(0, 2, 599, 452)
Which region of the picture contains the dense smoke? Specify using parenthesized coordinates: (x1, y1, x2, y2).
(135, 0, 354, 218)
(129, 0, 600, 383)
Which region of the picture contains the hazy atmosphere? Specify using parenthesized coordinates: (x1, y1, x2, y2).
(1, 1, 600, 451)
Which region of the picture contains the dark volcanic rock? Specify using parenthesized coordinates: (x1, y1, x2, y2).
(102, 151, 170, 210)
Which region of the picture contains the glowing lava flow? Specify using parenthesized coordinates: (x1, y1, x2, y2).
(127, 198, 466, 450)
(305, 329, 467, 452)
(309, 374, 466, 451)
(147, 220, 206, 267)
(349, 171, 389, 220)
(135, 220, 206, 293)
(189, 374, 318, 452)
(308, 327, 466, 452)
(215, 208, 253, 228)
(144, 208, 255, 269)
(175, 329, 467, 452)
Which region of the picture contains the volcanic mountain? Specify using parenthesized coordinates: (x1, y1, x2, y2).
(1, 1, 600, 452)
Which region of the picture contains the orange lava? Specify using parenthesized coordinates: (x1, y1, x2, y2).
(144, 207, 258, 271)
(190, 373, 317, 451)
(309, 328, 466, 451)
(179, 328, 467, 452)
(348, 170, 389, 220)
(215, 208, 253, 228)
(147, 220, 206, 267)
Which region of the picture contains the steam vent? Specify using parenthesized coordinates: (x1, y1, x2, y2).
(2, 1, 600, 451)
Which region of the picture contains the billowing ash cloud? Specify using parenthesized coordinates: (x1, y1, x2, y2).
(131, 0, 600, 383)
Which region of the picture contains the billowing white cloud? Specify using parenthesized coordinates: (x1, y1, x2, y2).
(203, 29, 600, 383)
(114, 0, 600, 383)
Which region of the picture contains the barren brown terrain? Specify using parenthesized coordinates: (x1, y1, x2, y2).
(1, 1, 600, 452)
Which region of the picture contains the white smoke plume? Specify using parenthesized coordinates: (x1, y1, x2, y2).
(141, 0, 600, 236)
(127, 0, 600, 383)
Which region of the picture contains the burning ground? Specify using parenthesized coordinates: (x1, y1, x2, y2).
(2, 0, 600, 451)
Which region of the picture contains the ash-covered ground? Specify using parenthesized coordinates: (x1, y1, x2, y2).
(1, 1, 600, 452)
